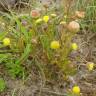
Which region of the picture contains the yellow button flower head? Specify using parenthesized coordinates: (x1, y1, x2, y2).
(72, 85, 80, 94)
(64, 15, 67, 19)
(87, 62, 94, 71)
(43, 15, 49, 23)
(60, 21, 66, 25)
(3, 38, 10, 46)
(1, 22, 5, 26)
(50, 14, 57, 17)
(35, 18, 43, 24)
(50, 41, 60, 49)
(71, 43, 78, 50)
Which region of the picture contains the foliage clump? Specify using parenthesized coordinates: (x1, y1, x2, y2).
(0, 78, 6, 92)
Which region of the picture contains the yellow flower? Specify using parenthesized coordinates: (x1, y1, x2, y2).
(1, 23, 5, 26)
(60, 21, 66, 25)
(50, 41, 60, 49)
(3, 38, 10, 46)
(71, 43, 78, 50)
(72, 86, 80, 94)
(87, 62, 94, 71)
(43, 15, 49, 23)
(50, 14, 57, 17)
(64, 15, 67, 19)
(35, 18, 43, 24)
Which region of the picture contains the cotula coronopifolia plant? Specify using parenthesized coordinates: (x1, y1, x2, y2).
(50, 18, 81, 76)
(0, 8, 84, 79)
(33, 10, 84, 78)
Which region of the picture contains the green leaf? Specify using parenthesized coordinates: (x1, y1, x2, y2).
(15, 44, 32, 65)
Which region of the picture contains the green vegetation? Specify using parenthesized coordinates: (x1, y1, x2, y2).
(0, 78, 6, 92)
